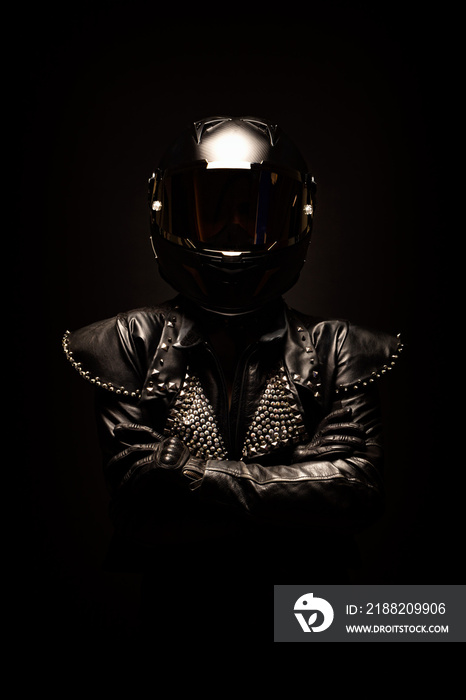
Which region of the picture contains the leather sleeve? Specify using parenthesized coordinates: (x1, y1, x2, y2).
(63, 309, 167, 491)
(199, 395, 383, 532)
(95, 391, 157, 495)
(197, 324, 399, 532)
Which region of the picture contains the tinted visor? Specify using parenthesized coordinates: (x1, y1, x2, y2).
(154, 165, 312, 252)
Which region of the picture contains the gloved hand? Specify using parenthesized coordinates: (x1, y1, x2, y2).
(106, 423, 206, 491)
(293, 407, 367, 462)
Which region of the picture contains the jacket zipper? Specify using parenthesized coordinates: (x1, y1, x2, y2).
(230, 343, 258, 460)
(201, 341, 233, 456)
(202, 340, 257, 460)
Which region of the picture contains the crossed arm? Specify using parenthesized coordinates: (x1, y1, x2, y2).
(97, 384, 385, 533)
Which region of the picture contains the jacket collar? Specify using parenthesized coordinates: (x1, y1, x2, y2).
(173, 297, 323, 402)
(141, 296, 323, 406)
(173, 296, 288, 349)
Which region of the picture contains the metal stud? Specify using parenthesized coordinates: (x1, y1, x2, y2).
(62, 330, 141, 399)
(164, 370, 227, 460)
(335, 334, 403, 395)
(242, 368, 308, 459)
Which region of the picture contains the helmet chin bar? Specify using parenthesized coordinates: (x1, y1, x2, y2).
(150, 236, 250, 262)
(150, 233, 295, 264)
(150, 232, 311, 314)
(198, 304, 267, 318)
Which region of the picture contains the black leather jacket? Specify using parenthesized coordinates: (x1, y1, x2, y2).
(63, 296, 402, 574)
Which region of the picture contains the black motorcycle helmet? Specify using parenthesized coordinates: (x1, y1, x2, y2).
(148, 116, 316, 313)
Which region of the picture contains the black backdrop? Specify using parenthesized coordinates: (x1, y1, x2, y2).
(17, 3, 456, 643)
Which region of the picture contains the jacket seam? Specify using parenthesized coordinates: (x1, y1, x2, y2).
(204, 467, 375, 488)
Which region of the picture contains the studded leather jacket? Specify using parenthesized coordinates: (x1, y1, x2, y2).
(63, 296, 402, 572)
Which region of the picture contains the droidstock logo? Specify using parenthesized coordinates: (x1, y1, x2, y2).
(294, 593, 334, 632)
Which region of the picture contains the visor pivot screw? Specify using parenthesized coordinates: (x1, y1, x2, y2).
(303, 204, 313, 216)
(152, 200, 163, 211)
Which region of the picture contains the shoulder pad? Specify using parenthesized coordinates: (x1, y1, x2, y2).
(285, 309, 403, 403)
(62, 307, 166, 399)
(335, 323, 403, 395)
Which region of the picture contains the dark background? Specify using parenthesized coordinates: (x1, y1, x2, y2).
(17, 3, 457, 642)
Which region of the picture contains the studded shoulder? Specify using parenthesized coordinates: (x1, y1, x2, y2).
(335, 334, 404, 395)
(62, 306, 169, 400)
(285, 308, 403, 403)
(334, 322, 404, 396)
(62, 329, 142, 399)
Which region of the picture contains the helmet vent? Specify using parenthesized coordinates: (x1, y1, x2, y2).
(193, 117, 232, 144)
(241, 117, 278, 145)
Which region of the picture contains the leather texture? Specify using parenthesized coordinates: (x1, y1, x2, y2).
(63, 295, 402, 571)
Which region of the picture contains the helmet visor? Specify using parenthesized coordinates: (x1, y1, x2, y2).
(153, 165, 312, 252)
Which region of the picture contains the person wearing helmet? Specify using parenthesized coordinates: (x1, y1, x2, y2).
(63, 117, 401, 630)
